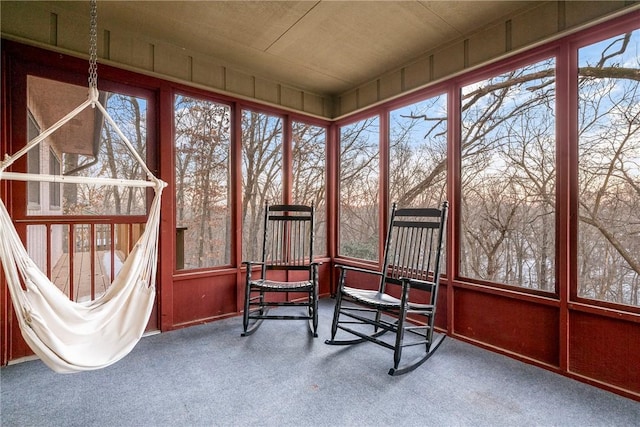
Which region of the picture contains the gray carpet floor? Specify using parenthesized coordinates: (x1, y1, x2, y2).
(1, 299, 639, 426)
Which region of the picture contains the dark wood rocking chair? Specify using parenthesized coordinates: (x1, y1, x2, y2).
(242, 203, 319, 337)
(326, 201, 448, 375)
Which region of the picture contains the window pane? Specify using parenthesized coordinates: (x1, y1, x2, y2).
(292, 121, 327, 256)
(23, 76, 153, 306)
(27, 113, 41, 207)
(339, 116, 380, 261)
(26, 76, 149, 216)
(577, 29, 640, 307)
(174, 94, 231, 269)
(242, 110, 283, 262)
(389, 94, 447, 207)
(460, 59, 556, 290)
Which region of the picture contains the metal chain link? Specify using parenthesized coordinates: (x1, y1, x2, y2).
(88, 0, 98, 90)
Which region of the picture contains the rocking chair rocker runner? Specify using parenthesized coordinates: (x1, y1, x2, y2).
(242, 203, 319, 337)
(326, 201, 448, 375)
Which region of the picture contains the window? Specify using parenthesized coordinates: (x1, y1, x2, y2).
(174, 94, 231, 269)
(26, 76, 149, 216)
(389, 94, 447, 208)
(459, 58, 556, 291)
(339, 116, 380, 261)
(22, 75, 153, 303)
(577, 29, 640, 307)
(241, 109, 283, 262)
(292, 121, 327, 256)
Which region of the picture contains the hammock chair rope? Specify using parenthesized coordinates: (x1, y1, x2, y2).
(0, 0, 166, 373)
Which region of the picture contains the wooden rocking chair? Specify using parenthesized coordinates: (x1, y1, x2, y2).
(242, 203, 319, 337)
(326, 202, 448, 375)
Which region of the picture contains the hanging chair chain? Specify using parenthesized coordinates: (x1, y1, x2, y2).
(88, 0, 98, 90)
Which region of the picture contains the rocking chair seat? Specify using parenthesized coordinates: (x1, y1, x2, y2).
(250, 279, 314, 291)
(343, 286, 435, 311)
(343, 287, 399, 308)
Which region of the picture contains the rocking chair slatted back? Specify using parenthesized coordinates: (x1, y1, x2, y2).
(383, 206, 445, 293)
(262, 204, 314, 272)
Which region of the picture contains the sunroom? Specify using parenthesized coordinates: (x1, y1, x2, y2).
(1, 0, 639, 421)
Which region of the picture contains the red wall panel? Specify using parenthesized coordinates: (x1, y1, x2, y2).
(317, 263, 332, 296)
(453, 287, 560, 366)
(172, 274, 237, 326)
(435, 282, 448, 329)
(569, 311, 640, 396)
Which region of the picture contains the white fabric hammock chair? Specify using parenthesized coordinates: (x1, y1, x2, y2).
(0, 87, 166, 373)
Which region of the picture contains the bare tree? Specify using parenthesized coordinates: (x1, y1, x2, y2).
(577, 34, 640, 304)
(292, 121, 327, 255)
(241, 110, 283, 262)
(390, 95, 447, 208)
(341, 31, 638, 306)
(339, 117, 380, 260)
(175, 95, 231, 268)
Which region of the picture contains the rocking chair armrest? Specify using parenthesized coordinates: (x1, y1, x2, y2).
(335, 264, 383, 277)
(242, 261, 264, 280)
(309, 261, 322, 272)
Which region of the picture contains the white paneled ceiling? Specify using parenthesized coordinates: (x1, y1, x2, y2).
(48, 1, 540, 95)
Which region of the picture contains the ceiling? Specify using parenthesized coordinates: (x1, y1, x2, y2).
(48, 1, 541, 96)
